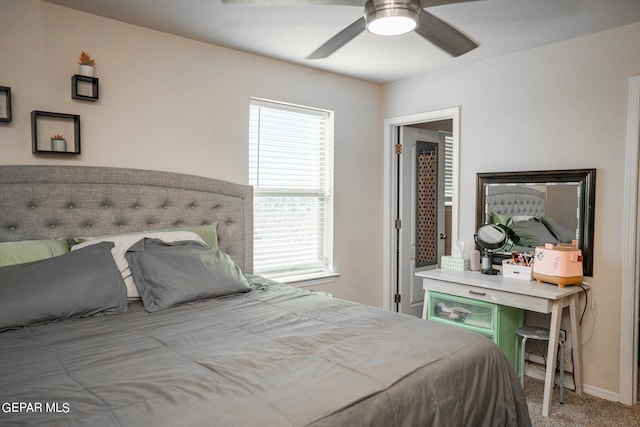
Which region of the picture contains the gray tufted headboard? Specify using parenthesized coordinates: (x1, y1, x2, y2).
(0, 166, 253, 274)
(484, 185, 546, 223)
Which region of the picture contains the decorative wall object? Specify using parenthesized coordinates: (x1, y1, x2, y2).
(0, 86, 12, 123)
(476, 169, 596, 276)
(72, 75, 99, 101)
(416, 146, 438, 267)
(50, 134, 67, 152)
(78, 51, 96, 77)
(31, 110, 81, 155)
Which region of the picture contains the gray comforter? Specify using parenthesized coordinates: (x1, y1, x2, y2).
(0, 277, 530, 426)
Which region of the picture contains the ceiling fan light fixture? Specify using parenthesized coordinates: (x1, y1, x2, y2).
(365, 1, 420, 37)
(367, 14, 417, 36)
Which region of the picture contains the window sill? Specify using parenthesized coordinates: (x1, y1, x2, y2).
(269, 271, 340, 288)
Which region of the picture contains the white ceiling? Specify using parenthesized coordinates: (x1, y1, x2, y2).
(43, 0, 640, 84)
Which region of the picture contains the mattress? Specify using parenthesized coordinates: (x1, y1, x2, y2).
(0, 276, 530, 426)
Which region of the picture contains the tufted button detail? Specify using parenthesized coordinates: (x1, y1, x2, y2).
(85, 224, 91, 229)
(148, 222, 154, 227)
(9, 226, 16, 231)
(50, 224, 56, 229)
(214, 204, 221, 210)
(163, 205, 168, 209)
(134, 205, 140, 210)
(190, 203, 197, 209)
(68, 204, 74, 209)
(175, 221, 183, 226)
(30, 204, 36, 209)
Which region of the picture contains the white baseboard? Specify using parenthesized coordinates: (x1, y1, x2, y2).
(523, 361, 620, 403)
(582, 383, 620, 402)
(524, 363, 575, 390)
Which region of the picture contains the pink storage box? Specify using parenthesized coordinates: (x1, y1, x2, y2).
(533, 244, 583, 288)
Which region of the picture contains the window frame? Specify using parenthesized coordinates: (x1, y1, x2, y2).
(248, 98, 337, 285)
(444, 132, 454, 206)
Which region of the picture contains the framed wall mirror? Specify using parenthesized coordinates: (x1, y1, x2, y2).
(476, 169, 596, 276)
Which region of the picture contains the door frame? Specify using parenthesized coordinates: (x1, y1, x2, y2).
(382, 107, 460, 311)
(620, 75, 640, 405)
(397, 129, 446, 316)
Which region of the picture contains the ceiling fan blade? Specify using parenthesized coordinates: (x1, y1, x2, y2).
(221, 1, 363, 5)
(415, 10, 478, 57)
(419, 0, 480, 7)
(307, 17, 366, 59)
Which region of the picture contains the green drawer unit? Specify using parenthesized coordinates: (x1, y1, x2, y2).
(427, 291, 524, 368)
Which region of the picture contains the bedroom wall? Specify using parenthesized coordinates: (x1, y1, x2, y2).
(0, 0, 383, 306)
(382, 21, 640, 399)
(3, 0, 639, 402)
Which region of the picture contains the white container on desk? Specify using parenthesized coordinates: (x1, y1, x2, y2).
(502, 260, 533, 281)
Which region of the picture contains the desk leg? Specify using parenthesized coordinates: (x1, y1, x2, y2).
(421, 291, 428, 320)
(543, 300, 562, 417)
(569, 293, 583, 395)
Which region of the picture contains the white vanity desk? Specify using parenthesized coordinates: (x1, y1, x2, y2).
(417, 269, 588, 417)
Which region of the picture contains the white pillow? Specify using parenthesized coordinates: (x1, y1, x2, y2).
(507, 215, 537, 225)
(71, 231, 206, 299)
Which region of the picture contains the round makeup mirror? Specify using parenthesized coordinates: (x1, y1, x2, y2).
(475, 224, 508, 275)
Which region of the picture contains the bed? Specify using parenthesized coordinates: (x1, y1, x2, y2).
(0, 165, 531, 426)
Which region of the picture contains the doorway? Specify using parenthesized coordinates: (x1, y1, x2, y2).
(382, 108, 460, 313)
(396, 126, 446, 316)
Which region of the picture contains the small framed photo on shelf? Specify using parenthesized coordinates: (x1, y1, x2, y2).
(0, 86, 12, 123)
(71, 75, 99, 101)
(31, 110, 81, 155)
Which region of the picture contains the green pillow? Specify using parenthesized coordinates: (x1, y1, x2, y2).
(180, 224, 218, 249)
(0, 239, 70, 267)
(491, 213, 512, 226)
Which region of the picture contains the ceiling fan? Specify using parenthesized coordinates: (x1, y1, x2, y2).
(221, 0, 480, 59)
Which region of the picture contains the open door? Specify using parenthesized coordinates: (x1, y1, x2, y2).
(396, 126, 446, 316)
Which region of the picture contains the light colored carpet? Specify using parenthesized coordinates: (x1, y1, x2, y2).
(525, 378, 640, 426)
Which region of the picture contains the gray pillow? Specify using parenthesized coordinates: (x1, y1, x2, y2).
(541, 217, 576, 244)
(0, 242, 127, 331)
(72, 230, 208, 300)
(125, 238, 250, 312)
(509, 219, 559, 247)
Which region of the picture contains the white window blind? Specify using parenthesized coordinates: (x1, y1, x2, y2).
(444, 133, 454, 205)
(249, 99, 333, 279)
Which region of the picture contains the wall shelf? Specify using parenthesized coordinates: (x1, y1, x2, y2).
(0, 86, 12, 123)
(71, 75, 99, 102)
(31, 110, 81, 155)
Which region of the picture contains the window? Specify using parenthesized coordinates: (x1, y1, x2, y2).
(248, 99, 334, 282)
(444, 132, 454, 206)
